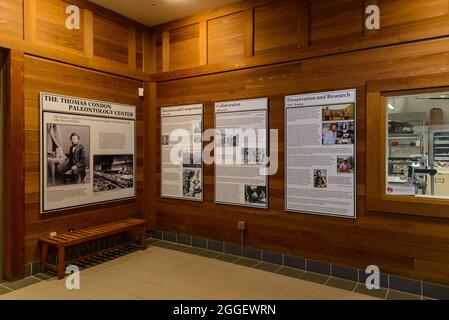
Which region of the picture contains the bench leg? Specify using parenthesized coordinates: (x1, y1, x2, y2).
(57, 246, 65, 280)
(141, 225, 147, 250)
(41, 243, 48, 274)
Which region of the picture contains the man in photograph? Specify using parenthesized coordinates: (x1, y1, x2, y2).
(314, 170, 327, 188)
(339, 159, 352, 173)
(323, 123, 338, 145)
(323, 107, 332, 121)
(58, 132, 87, 184)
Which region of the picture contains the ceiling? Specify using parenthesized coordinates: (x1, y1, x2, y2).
(89, 0, 241, 27)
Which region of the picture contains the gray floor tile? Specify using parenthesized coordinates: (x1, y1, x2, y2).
(254, 262, 281, 273)
(0, 285, 13, 295)
(2, 277, 41, 291)
(326, 278, 357, 291)
(300, 272, 329, 285)
(386, 290, 421, 300)
(214, 254, 240, 263)
(233, 257, 260, 268)
(152, 241, 175, 249)
(354, 283, 388, 299)
(275, 267, 304, 279)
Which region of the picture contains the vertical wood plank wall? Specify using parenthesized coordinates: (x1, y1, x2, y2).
(1, 0, 449, 285)
(148, 0, 449, 286)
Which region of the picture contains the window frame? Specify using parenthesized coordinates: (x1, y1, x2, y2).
(366, 73, 449, 218)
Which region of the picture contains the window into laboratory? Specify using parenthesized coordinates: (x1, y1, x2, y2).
(386, 91, 449, 198)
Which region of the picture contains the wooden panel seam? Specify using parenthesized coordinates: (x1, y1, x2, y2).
(23, 0, 37, 43)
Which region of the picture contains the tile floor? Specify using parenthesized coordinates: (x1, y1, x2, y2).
(0, 240, 422, 300)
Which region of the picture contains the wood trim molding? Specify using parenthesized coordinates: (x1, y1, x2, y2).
(23, 0, 37, 43)
(150, 36, 449, 83)
(144, 82, 157, 229)
(63, 0, 152, 33)
(0, 34, 149, 81)
(297, 0, 310, 48)
(366, 73, 449, 218)
(128, 27, 137, 71)
(2, 50, 26, 281)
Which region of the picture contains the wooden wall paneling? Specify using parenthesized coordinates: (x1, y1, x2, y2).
(2, 50, 25, 281)
(169, 24, 200, 71)
(93, 13, 129, 65)
(162, 31, 169, 72)
(254, 0, 300, 56)
(199, 19, 207, 65)
(24, 0, 36, 42)
(23, 55, 144, 263)
(128, 27, 137, 70)
(35, 0, 84, 54)
(297, 0, 310, 48)
(155, 32, 163, 73)
(310, 0, 364, 44)
(153, 36, 449, 285)
(0, 0, 24, 39)
(150, 0, 276, 34)
(380, 0, 448, 29)
(83, 9, 93, 58)
(136, 30, 143, 71)
(207, 12, 245, 65)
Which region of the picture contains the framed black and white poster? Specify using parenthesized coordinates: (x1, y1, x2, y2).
(285, 89, 356, 218)
(40, 92, 136, 214)
(160, 104, 203, 201)
(214, 98, 269, 209)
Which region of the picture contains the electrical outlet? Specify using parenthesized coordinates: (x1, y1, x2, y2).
(50, 232, 57, 237)
(237, 221, 246, 231)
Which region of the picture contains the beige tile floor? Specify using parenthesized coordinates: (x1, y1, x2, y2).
(0, 241, 404, 300)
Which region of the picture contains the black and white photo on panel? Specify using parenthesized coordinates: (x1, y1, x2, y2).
(93, 155, 134, 193)
(46, 123, 90, 187)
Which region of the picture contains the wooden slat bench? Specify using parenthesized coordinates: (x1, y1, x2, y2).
(40, 218, 147, 279)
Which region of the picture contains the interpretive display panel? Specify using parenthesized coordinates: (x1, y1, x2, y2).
(40, 93, 136, 214)
(215, 98, 268, 208)
(285, 89, 356, 218)
(161, 104, 203, 201)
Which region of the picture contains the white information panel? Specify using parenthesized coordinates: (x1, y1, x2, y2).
(160, 104, 203, 201)
(40, 92, 136, 214)
(285, 89, 357, 218)
(215, 98, 268, 208)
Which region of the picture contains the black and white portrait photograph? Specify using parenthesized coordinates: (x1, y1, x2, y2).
(244, 185, 267, 205)
(183, 151, 202, 168)
(183, 168, 202, 198)
(313, 169, 327, 188)
(93, 155, 134, 193)
(161, 135, 170, 145)
(46, 123, 90, 187)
